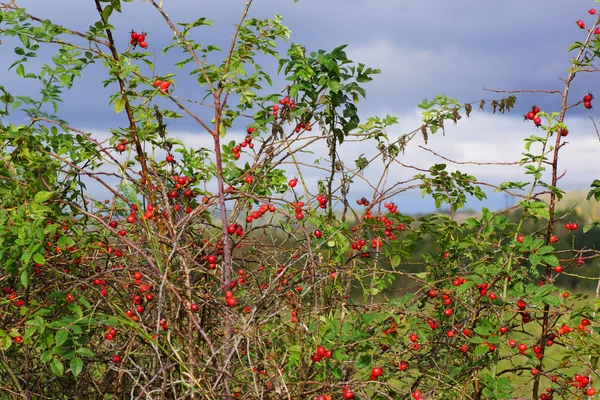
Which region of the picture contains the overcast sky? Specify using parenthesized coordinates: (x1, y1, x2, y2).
(2, 0, 600, 213)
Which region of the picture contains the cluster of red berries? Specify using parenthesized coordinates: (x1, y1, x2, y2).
(226, 223, 245, 238)
(311, 345, 333, 363)
(270, 96, 296, 118)
(427, 319, 438, 331)
(476, 282, 497, 299)
(524, 105, 542, 126)
(516, 299, 533, 323)
(383, 322, 397, 335)
(294, 122, 311, 132)
(316, 194, 328, 209)
(583, 92, 593, 109)
(115, 139, 128, 153)
(158, 318, 169, 331)
(153, 80, 171, 93)
(409, 332, 422, 350)
(245, 202, 276, 223)
(342, 386, 354, 399)
(557, 323, 575, 336)
(452, 276, 467, 287)
(370, 366, 383, 381)
(291, 201, 305, 220)
(130, 30, 147, 48)
(105, 325, 119, 341)
(383, 202, 398, 213)
(225, 290, 237, 307)
(577, 317, 592, 334)
(3, 286, 25, 308)
(231, 128, 255, 160)
(570, 374, 594, 394)
(565, 222, 579, 230)
(356, 197, 370, 206)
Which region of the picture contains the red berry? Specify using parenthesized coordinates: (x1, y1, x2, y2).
(526, 111, 536, 120)
(226, 297, 237, 307)
(584, 93, 593, 102)
(316, 345, 327, 357)
(343, 390, 354, 399)
(13, 336, 23, 344)
(443, 308, 453, 316)
(159, 81, 171, 92)
(589, 9, 596, 15)
(517, 234, 524, 243)
(554, 265, 563, 273)
(571, 222, 578, 230)
(577, 20, 586, 29)
(314, 229, 322, 238)
(137, 34, 146, 42)
(371, 366, 383, 377)
(272, 105, 279, 112)
(533, 117, 542, 126)
(584, 101, 593, 109)
(111, 355, 121, 363)
(131, 32, 139, 40)
(138, 41, 147, 48)
(288, 178, 297, 188)
(245, 175, 253, 184)
(190, 303, 199, 311)
(585, 388, 596, 396)
(166, 155, 174, 163)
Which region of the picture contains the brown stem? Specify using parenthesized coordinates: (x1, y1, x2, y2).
(532, 18, 599, 399)
(92, 0, 153, 201)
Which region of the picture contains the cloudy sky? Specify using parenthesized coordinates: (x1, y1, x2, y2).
(2, 0, 600, 213)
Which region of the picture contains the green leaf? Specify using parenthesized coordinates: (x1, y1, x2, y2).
(543, 255, 559, 266)
(355, 354, 372, 369)
(50, 357, 64, 377)
(529, 253, 542, 267)
(16, 64, 25, 78)
(34, 191, 53, 203)
(583, 222, 599, 233)
(114, 97, 125, 114)
(75, 348, 95, 357)
(102, 5, 113, 20)
(20, 270, 30, 289)
(33, 253, 46, 265)
(55, 329, 69, 347)
(70, 357, 83, 378)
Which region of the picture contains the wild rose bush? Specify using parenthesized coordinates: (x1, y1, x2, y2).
(0, 1, 600, 399)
